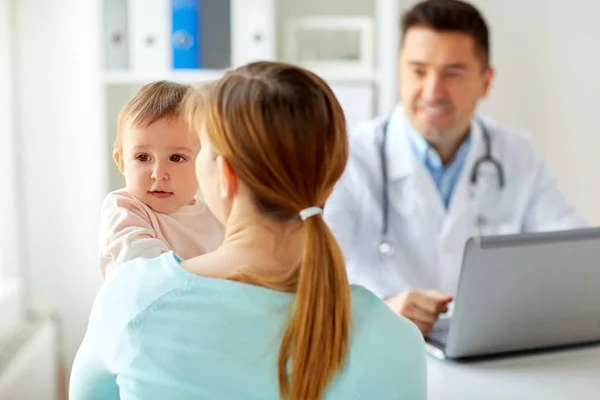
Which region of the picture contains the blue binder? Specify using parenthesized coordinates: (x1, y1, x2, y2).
(171, 0, 201, 69)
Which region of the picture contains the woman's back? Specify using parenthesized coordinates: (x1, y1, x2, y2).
(70, 252, 427, 399)
(71, 61, 427, 399)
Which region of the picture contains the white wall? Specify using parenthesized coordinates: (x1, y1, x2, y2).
(0, 0, 22, 284)
(473, 0, 600, 223)
(14, 0, 106, 367)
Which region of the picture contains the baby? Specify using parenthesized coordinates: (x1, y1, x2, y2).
(98, 80, 224, 279)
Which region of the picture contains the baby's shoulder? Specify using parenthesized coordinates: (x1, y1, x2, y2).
(174, 198, 222, 225)
(101, 189, 153, 218)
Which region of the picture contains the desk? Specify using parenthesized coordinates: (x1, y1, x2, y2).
(427, 345, 600, 399)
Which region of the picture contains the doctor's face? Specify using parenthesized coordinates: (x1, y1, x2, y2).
(399, 27, 493, 146)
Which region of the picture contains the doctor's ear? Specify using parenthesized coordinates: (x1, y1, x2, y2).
(217, 155, 238, 199)
(482, 66, 495, 96)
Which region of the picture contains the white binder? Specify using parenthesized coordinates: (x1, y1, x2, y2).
(104, 0, 128, 69)
(128, 0, 171, 71)
(230, 0, 275, 67)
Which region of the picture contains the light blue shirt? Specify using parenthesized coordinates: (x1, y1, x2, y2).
(407, 125, 471, 209)
(69, 252, 427, 399)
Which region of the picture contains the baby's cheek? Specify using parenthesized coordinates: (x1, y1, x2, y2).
(182, 165, 200, 190)
(185, 163, 199, 178)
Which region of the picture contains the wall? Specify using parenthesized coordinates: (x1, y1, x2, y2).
(0, 0, 22, 284)
(472, 0, 600, 223)
(14, 0, 106, 367)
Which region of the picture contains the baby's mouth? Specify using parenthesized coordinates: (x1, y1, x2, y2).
(150, 190, 173, 199)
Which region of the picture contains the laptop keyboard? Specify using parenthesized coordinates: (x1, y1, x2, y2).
(427, 318, 451, 346)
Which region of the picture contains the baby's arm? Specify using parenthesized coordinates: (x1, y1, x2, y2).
(98, 192, 169, 279)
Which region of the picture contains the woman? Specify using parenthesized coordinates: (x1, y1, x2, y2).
(70, 61, 427, 399)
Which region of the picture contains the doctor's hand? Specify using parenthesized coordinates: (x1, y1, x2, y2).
(384, 290, 453, 337)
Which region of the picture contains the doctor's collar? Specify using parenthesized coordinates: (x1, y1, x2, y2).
(406, 122, 472, 170)
(384, 105, 479, 180)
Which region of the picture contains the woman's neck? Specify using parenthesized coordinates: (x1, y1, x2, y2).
(224, 211, 303, 269)
(183, 203, 304, 280)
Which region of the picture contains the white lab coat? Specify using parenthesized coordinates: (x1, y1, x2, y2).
(324, 106, 588, 299)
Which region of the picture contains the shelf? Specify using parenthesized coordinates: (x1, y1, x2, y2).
(103, 68, 380, 86)
(317, 69, 380, 84)
(103, 69, 227, 85)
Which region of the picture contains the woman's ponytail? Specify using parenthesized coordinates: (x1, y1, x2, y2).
(277, 215, 351, 400)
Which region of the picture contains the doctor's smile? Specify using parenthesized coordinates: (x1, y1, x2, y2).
(415, 101, 455, 128)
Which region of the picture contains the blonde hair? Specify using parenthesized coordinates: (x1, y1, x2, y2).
(185, 62, 350, 400)
(114, 80, 193, 152)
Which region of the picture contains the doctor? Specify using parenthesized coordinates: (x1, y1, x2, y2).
(324, 0, 588, 336)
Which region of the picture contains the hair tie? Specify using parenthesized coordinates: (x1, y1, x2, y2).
(299, 206, 323, 221)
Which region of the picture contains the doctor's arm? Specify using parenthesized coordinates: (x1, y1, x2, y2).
(385, 290, 452, 337)
(522, 148, 589, 232)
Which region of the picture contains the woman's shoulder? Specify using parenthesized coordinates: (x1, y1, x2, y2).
(349, 285, 423, 341)
(94, 252, 191, 327)
(345, 285, 428, 399)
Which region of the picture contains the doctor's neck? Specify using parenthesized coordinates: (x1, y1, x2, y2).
(425, 124, 471, 167)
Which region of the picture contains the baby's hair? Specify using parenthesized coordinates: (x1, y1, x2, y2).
(114, 80, 193, 152)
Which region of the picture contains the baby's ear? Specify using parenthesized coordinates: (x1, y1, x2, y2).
(113, 149, 125, 175)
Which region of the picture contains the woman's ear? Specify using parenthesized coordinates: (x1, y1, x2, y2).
(217, 156, 237, 199)
(113, 149, 125, 175)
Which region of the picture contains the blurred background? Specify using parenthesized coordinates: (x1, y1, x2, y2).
(1, 0, 599, 398)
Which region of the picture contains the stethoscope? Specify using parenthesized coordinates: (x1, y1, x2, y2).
(378, 117, 505, 257)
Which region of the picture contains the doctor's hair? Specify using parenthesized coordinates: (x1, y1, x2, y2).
(185, 61, 350, 400)
(400, 0, 490, 67)
(113, 80, 194, 152)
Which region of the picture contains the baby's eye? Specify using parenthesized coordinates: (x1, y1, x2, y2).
(135, 154, 150, 162)
(170, 154, 186, 163)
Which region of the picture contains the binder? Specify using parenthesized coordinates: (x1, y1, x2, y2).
(200, 0, 231, 69)
(172, 0, 201, 69)
(230, 0, 275, 67)
(104, 0, 128, 69)
(128, 0, 171, 71)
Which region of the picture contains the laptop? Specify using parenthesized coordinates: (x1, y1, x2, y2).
(425, 226, 600, 360)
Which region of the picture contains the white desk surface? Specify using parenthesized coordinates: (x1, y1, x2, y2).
(427, 344, 600, 399)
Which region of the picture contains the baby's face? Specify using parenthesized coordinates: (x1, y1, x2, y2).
(117, 116, 200, 213)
